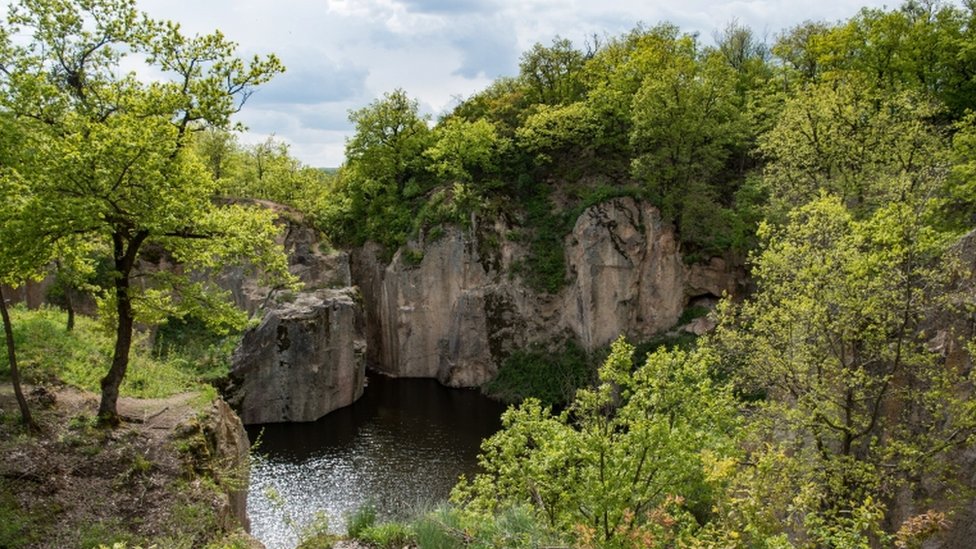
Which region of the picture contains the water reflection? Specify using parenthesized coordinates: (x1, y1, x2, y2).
(246, 375, 506, 549)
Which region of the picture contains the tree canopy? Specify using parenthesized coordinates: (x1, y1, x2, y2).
(0, 0, 292, 425)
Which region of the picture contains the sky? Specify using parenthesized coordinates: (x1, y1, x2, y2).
(128, 0, 904, 168)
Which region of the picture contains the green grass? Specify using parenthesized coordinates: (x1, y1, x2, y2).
(0, 305, 214, 399)
(0, 480, 37, 548)
(346, 502, 378, 538)
(346, 504, 564, 549)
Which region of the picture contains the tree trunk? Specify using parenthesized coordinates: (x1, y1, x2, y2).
(98, 230, 147, 427)
(0, 286, 38, 434)
(65, 287, 75, 332)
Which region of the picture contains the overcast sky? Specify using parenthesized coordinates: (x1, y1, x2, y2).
(130, 0, 902, 167)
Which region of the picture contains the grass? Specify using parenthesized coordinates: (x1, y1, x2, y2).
(344, 503, 566, 549)
(0, 480, 38, 548)
(0, 304, 216, 400)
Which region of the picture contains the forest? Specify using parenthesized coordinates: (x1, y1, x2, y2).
(2, 0, 976, 547)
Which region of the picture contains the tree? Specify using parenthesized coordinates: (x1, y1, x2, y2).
(629, 43, 748, 253)
(320, 89, 433, 248)
(759, 79, 945, 221)
(453, 337, 739, 547)
(518, 37, 586, 106)
(425, 117, 502, 183)
(713, 194, 976, 546)
(0, 0, 291, 425)
(0, 144, 44, 433)
(345, 88, 431, 198)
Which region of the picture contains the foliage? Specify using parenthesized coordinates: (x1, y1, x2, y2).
(426, 117, 504, 183)
(346, 502, 378, 538)
(712, 193, 976, 545)
(516, 101, 602, 166)
(483, 339, 593, 406)
(153, 316, 238, 385)
(455, 337, 739, 547)
(0, 305, 214, 399)
(518, 36, 587, 106)
(508, 190, 568, 294)
(760, 80, 946, 220)
(316, 89, 434, 249)
(355, 521, 414, 548)
(0, 0, 292, 424)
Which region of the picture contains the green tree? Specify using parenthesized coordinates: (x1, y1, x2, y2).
(194, 127, 241, 183)
(772, 20, 833, 82)
(0, 0, 290, 425)
(515, 101, 602, 166)
(759, 79, 945, 220)
(425, 117, 502, 183)
(320, 89, 433, 248)
(0, 127, 44, 432)
(518, 37, 586, 106)
(346, 88, 431, 198)
(221, 136, 330, 209)
(454, 337, 739, 547)
(629, 43, 748, 252)
(714, 194, 976, 546)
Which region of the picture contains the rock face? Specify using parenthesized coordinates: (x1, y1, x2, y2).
(218, 203, 352, 314)
(562, 198, 686, 349)
(354, 232, 499, 386)
(225, 197, 743, 421)
(228, 288, 366, 424)
(353, 197, 744, 387)
(200, 398, 254, 532)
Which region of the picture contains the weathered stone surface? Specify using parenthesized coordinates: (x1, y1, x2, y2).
(353, 231, 498, 385)
(352, 197, 742, 387)
(563, 198, 686, 349)
(218, 204, 351, 314)
(204, 398, 253, 532)
(687, 256, 743, 299)
(228, 288, 365, 424)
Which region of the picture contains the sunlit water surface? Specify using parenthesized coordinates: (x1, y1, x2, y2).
(245, 375, 506, 549)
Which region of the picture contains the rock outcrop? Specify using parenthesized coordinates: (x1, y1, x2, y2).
(562, 198, 686, 349)
(353, 197, 744, 387)
(182, 398, 255, 532)
(227, 288, 366, 424)
(218, 202, 352, 314)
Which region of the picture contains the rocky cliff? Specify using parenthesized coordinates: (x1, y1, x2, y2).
(352, 197, 744, 387)
(226, 197, 743, 422)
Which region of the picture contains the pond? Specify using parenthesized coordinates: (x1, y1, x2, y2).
(245, 375, 507, 549)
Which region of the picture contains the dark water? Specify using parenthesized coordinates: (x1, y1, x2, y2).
(245, 375, 506, 549)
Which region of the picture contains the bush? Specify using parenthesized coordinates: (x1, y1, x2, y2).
(356, 521, 414, 548)
(483, 340, 593, 406)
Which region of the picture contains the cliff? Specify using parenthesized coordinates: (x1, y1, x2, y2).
(351, 197, 743, 387)
(226, 197, 743, 423)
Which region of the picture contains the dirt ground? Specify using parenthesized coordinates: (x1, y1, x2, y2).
(0, 384, 257, 548)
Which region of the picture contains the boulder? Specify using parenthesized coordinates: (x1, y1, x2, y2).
(227, 288, 366, 424)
